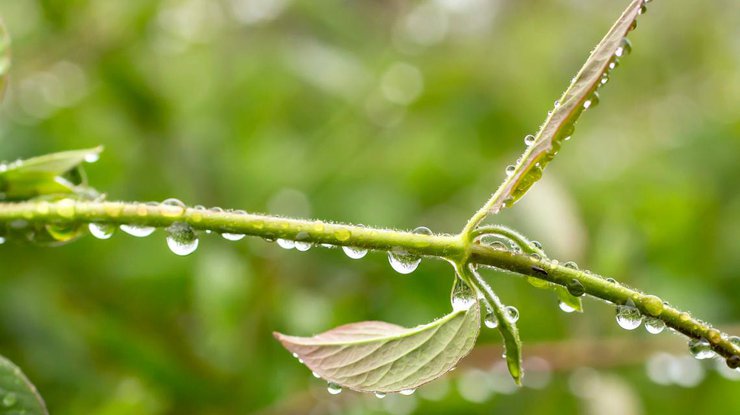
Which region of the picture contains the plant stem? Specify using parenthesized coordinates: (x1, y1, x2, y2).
(0, 199, 738, 363)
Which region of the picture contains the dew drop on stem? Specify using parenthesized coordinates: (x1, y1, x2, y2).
(567, 279, 585, 297)
(505, 306, 519, 323)
(277, 238, 295, 249)
(342, 246, 368, 259)
(644, 317, 665, 334)
(484, 308, 499, 328)
(615, 302, 642, 330)
(563, 261, 579, 270)
(89, 223, 115, 240)
(524, 134, 535, 146)
(120, 224, 156, 237)
(222, 232, 245, 241)
(166, 222, 199, 256)
(451, 277, 476, 312)
(688, 338, 716, 360)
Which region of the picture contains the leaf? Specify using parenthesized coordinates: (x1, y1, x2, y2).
(475, 0, 645, 218)
(0, 147, 103, 200)
(274, 301, 480, 393)
(0, 18, 9, 100)
(0, 355, 48, 415)
(463, 264, 523, 385)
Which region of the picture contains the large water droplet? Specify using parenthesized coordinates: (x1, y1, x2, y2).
(566, 279, 585, 297)
(451, 278, 476, 312)
(505, 306, 519, 323)
(558, 301, 577, 313)
(583, 92, 600, 110)
(399, 388, 416, 396)
(524, 134, 536, 146)
(413, 226, 433, 236)
(222, 232, 245, 241)
(726, 355, 740, 370)
(89, 223, 115, 239)
(120, 224, 156, 237)
(327, 382, 342, 395)
(374, 392, 386, 399)
(484, 308, 499, 328)
(615, 303, 642, 330)
(688, 338, 716, 360)
(84, 152, 100, 163)
(388, 249, 421, 274)
(166, 222, 199, 256)
(277, 238, 295, 249)
(644, 317, 665, 334)
(342, 246, 368, 259)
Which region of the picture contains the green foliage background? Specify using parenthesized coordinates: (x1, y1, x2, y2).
(0, 0, 738, 414)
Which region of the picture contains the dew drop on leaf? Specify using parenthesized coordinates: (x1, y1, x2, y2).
(644, 317, 665, 334)
(583, 92, 600, 110)
(505, 165, 515, 177)
(615, 38, 632, 57)
(524, 134, 535, 146)
(374, 392, 386, 399)
(399, 388, 416, 396)
(120, 224, 156, 237)
(327, 382, 342, 395)
(89, 223, 115, 240)
(615, 303, 642, 330)
(342, 246, 368, 259)
(688, 338, 716, 360)
(312, 371, 321, 379)
(166, 222, 199, 256)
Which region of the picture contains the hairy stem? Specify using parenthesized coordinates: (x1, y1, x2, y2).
(0, 199, 738, 362)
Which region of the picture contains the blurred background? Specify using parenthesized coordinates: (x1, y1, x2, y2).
(0, 0, 739, 414)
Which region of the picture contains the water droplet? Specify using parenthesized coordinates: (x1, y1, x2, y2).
(606, 278, 617, 284)
(730, 336, 740, 349)
(84, 152, 100, 163)
(530, 253, 541, 261)
(46, 223, 82, 242)
(644, 317, 665, 334)
(222, 232, 245, 241)
(399, 388, 416, 396)
(505, 165, 516, 177)
(484, 309, 499, 328)
(327, 382, 343, 395)
(312, 371, 321, 379)
(615, 303, 642, 330)
(89, 223, 115, 240)
(413, 226, 433, 236)
(638, 4, 647, 15)
(688, 338, 716, 360)
(608, 59, 619, 70)
(2, 392, 16, 407)
(531, 240, 543, 250)
(600, 74, 609, 85)
(505, 306, 519, 323)
(56, 198, 76, 218)
(583, 92, 600, 110)
(451, 277, 476, 312)
(294, 241, 312, 251)
(166, 222, 198, 256)
(120, 224, 156, 237)
(727, 355, 740, 369)
(0, 236, 5, 244)
(567, 279, 585, 297)
(559, 301, 577, 313)
(554, 100, 560, 108)
(374, 392, 386, 399)
(615, 38, 632, 58)
(342, 246, 368, 259)
(388, 249, 421, 274)
(509, 244, 522, 254)
(524, 134, 535, 146)
(564, 261, 579, 270)
(160, 198, 186, 218)
(277, 238, 295, 249)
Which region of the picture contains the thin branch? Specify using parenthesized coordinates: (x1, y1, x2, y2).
(0, 199, 737, 364)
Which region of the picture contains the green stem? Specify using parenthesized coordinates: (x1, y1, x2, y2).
(0, 199, 738, 363)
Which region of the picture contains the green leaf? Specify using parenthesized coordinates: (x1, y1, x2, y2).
(0, 147, 103, 200)
(463, 264, 523, 385)
(0, 355, 48, 415)
(0, 18, 9, 100)
(274, 301, 480, 393)
(475, 0, 645, 217)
